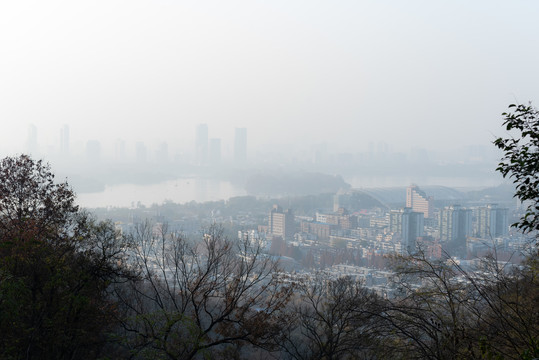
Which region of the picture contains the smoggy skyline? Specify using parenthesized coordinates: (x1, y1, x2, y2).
(1, 1, 538, 157)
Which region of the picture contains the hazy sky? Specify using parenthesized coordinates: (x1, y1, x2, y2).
(1, 0, 538, 157)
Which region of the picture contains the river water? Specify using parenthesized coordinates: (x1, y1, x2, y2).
(75, 173, 504, 209)
(76, 178, 247, 208)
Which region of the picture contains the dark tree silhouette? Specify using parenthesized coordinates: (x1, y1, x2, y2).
(383, 250, 538, 360)
(0, 155, 134, 360)
(0, 155, 78, 240)
(494, 103, 539, 236)
(115, 223, 293, 359)
(279, 274, 386, 360)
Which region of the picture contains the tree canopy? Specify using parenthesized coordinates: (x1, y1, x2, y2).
(494, 103, 539, 235)
(0, 155, 133, 359)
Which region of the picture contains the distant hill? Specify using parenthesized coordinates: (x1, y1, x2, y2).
(245, 172, 350, 197)
(464, 182, 516, 205)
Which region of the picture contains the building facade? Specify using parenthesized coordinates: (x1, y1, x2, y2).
(439, 205, 472, 244)
(475, 204, 509, 239)
(402, 207, 424, 253)
(269, 205, 295, 240)
(406, 185, 434, 218)
(390, 207, 424, 253)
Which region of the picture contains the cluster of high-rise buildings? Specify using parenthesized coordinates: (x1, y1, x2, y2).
(260, 185, 511, 262)
(194, 124, 247, 166)
(24, 123, 247, 166)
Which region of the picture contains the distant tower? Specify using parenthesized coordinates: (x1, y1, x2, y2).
(406, 184, 434, 218)
(60, 124, 69, 156)
(389, 209, 403, 233)
(26, 124, 38, 155)
(195, 124, 209, 166)
(234, 127, 247, 165)
(476, 204, 509, 239)
(391, 208, 424, 253)
(402, 207, 424, 253)
(439, 205, 472, 244)
(209, 138, 221, 166)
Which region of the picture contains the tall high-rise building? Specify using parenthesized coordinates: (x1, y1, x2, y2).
(389, 207, 424, 253)
(402, 208, 424, 253)
(234, 127, 247, 165)
(60, 124, 69, 156)
(406, 184, 434, 218)
(476, 204, 509, 239)
(389, 209, 403, 233)
(268, 205, 295, 240)
(209, 138, 221, 166)
(439, 205, 472, 244)
(195, 124, 209, 166)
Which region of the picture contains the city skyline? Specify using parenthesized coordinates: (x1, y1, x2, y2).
(19, 121, 503, 168)
(1, 1, 539, 158)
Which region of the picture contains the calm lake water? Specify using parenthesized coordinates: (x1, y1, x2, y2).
(76, 174, 504, 209)
(76, 178, 247, 208)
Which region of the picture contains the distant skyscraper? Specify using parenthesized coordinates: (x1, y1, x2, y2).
(209, 138, 221, 166)
(60, 124, 69, 155)
(26, 124, 38, 155)
(476, 204, 509, 239)
(406, 184, 434, 218)
(389, 209, 403, 234)
(390, 207, 424, 253)
(402, 207, 424, 253)
(195, 124, 209, 165)
(439, 205, 472, 244)
(234, 127, 247, 165)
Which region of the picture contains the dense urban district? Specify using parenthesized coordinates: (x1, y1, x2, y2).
(1, 104, 538, 360)
(93, 182, 531, 295)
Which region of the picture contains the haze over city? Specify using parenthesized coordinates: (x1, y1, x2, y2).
(2, 1, 539, 157)
(1, 2, 538, 358)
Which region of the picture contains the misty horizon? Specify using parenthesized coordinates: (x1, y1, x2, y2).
(16, 119, 506, 208)
(1, 1, 535, 208)
(2, 1, 538, 158)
